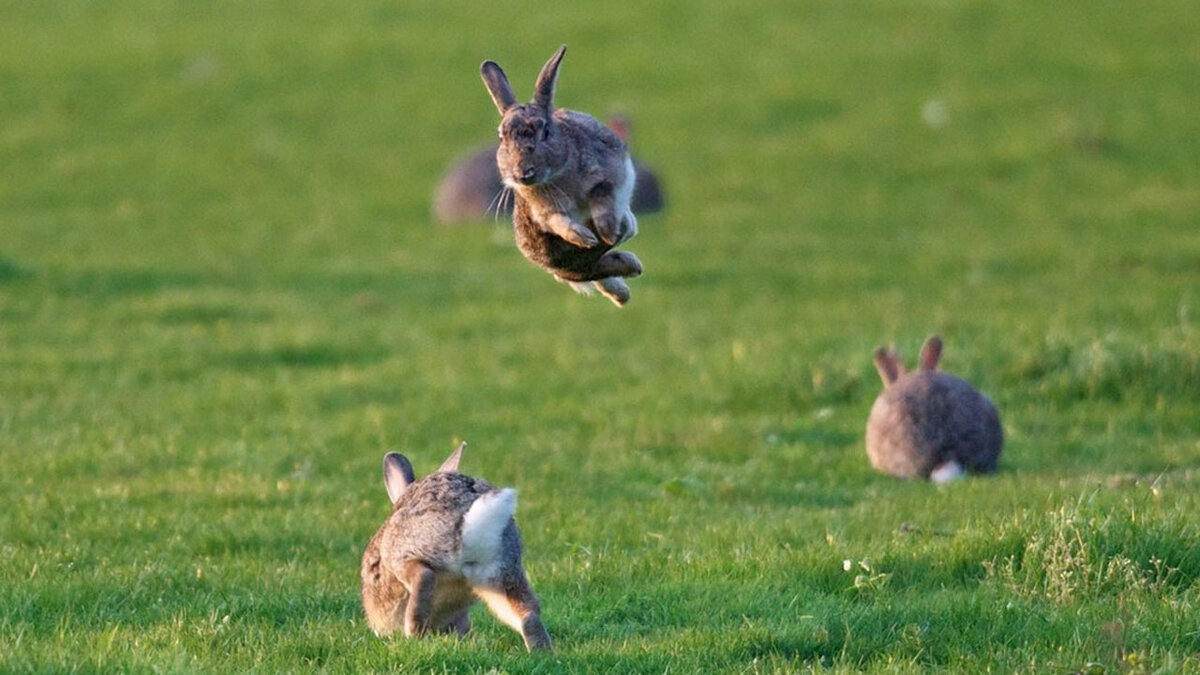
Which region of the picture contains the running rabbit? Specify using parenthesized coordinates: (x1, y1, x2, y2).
(360, 443, 552, 650)
(866, 335, 1003, 482)
(480, 45, 643, 306)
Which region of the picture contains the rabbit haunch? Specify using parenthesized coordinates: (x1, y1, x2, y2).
(866, 335, 1003, 483)
(361, 444, 551, 651)
(480, 44, 643, 306)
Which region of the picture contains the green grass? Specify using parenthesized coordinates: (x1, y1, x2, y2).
(2, 0, 1199, 672)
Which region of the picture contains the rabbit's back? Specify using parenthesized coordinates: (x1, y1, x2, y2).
(557, 109, 625, 156)
(867, 372, 1002, 478)
(379, 472, 495, 569)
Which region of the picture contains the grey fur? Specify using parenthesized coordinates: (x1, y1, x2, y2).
(865, 335, 1003, 480)
(361, 444, 551, 651)
(480, 45, 643, 306)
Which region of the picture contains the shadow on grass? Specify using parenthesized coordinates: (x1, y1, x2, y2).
(218, 343, 390, 371)
(768, 425, 859, 449)
(0, 256, 32, 283)
(5, 582, 361, 634)
(152, 304, 275, 325)
(52, 268, 217, 298)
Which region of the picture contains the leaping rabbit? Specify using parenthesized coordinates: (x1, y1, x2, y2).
(480, 45, 643, 306)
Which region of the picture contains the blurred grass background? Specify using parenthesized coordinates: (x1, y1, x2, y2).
(2, 0, 1198, 671)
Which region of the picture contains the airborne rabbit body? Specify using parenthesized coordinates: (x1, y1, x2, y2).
(361, 444, 551, 651)
(431, 114, 664, 224)
(866, 335, 1003, 483)
(481, 45, 642, 305)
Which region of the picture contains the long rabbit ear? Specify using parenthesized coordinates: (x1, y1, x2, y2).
(533, 45, 566, 109)
(481, 61, 517, 115)
(383, 452, 415, 504)
(919, 335, 943, 371)
(873, 346, 901, 385)
(439, 441, 466, 473)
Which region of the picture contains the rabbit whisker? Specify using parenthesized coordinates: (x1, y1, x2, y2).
(498, 187, 515, 224)
(485, 186, 510, 222)
(484, 188, 503, 217)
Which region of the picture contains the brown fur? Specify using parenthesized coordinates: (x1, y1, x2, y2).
(360, 446, 551, 651)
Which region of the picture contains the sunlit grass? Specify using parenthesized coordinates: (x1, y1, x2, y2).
(2, 0, 1198, 671)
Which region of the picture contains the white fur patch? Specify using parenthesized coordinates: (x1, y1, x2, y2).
(567, 281, 595, 296)
(615, 155, 635, 214)
(930, 461, 966, 484)
(460, 488, 516, 580)
(474, 588, 526, 632)
(613, 156, 638, 244)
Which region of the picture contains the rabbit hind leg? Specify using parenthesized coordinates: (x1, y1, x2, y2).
(475, 580, 552, 651)
(593, 250, 642, 278)
(400, 560, 437, 637)
(436, 610, 471, 638)
(593, 277, 631, 306)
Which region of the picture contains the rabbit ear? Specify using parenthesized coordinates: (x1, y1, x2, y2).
(481, 61, 517, 115)
(438, 441, 466, 473)
(533, 45, 566, 110)
(607, 114, 631, 142)
(382, 452, 415, 504)
(873, 346, 902, 385)
(919, 335, 943, 371)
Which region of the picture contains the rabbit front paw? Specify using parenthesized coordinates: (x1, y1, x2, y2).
(562, 221, 599, 248)
(592, 211, 621, 246)
(615, 211, 638, 244)
(546, 213, 598, 247)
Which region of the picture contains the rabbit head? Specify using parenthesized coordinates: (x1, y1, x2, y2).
(481, 45, 571, 188)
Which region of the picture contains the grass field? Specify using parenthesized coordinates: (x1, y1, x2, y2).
(2, 0, 1199, 672)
